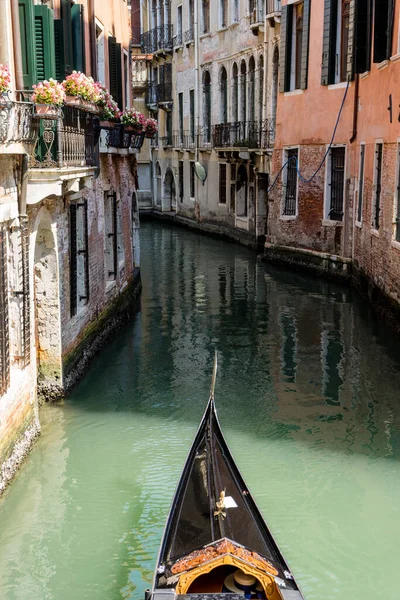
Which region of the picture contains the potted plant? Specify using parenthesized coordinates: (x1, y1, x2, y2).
(97, 84, 121, 126)
(0, 64, 11, 106)
(144, 117, 158, 138)
(32, 79, 65, 116)
(120, 109, 146, 134)
(63, 71, 101, 113)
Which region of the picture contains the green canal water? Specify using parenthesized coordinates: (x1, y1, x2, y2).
(1, 221, 400, 600)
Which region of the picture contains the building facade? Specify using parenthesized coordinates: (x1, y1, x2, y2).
(133, 0, 282, 246)
(268, 0, 400, 315)
(0, 0, 140, 494)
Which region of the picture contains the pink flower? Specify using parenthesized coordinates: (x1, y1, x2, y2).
(32, 79, 65, 106)
(0, 64, 11, 95)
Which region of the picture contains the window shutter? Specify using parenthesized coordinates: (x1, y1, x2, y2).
(61, 0, 73, 74)
(354, 0, 372, 73)
(346, 0, 355, 81)
(116, 43, 123, 110)
(71, 3, 86, 73)
(386, 0, 395, 60)
(279, 5, 288, 92)
(18, 0, 37, 88)
(54, 20, 66, 81)
(321, 0, 333, 85)
(34, 5, 56, 82)
(108, 36, 118, 102)
(300, 0, 311, 90)
(373, 0, 391, 63)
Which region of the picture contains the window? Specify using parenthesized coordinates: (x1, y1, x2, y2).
(373, 0, 395, 63)
(178, 92, 184, 144)
(219, 164, 227, 204)
(232, 63, 239, 121)
(177, 5, 183, 39)
(280, 0, 310, 92)
(70, 200, 89, 316)
(357, 144, 365, 223)
(220, 67, 228, 123)
(230, 164, 237, 212)
(353, 0, 373, 74)
(321, 0, 351, 85)
(203, 71, 212, 142)
(179, 161, 184, 201)
(124, 50, 129, 109)
(240, 60, 247, 122)
(326, 147, 346, 221)
(202, 0, 210, 33)
(166, 111, 173, 145)
(104, 191, 118, 281)
(248, 57, 255, 122)
(258, 56, 264, 123)
(190, 162, 196, 198)
(188, 0, 194, 34)
(95, 22, 105, 85)
(232, 0, 239, 22)
(0, 227, 10, 395)
(282, 148, 299, 216)
(108, 36, 123, 108)
(190, 89, 195, 142)
(373, 143, 383, 230)
(219, 0, 227, 28)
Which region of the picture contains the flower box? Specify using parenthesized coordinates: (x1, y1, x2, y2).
(123, 124, 144, 134)
(65, 95, 82, 108)
(35, 104, 62, 118)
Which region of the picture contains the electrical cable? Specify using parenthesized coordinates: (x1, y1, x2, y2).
(267, 80, 350, 194)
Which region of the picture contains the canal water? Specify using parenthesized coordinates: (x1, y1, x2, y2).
(1, 221, 400, 600)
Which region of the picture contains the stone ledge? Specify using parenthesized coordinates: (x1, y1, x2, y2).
(0, 418, 41, 497)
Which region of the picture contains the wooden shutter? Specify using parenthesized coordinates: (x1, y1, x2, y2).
(354, 0, 372, 73)
(386, 0, 395, 59)
(61, 0, 73, 74)
(72, 3, 86, 73)
(108, 36, 118, 102)
(18, 0, 37, 88)
(346, 0, 355, 81)
(279, 5, 289, 92)
(34, 5, 56, 82)
(321, 0, 334, 85)
(373, 0, 391, 63)
(116, 43, 123, 110)
(54, 20, 66, 81)
(300, 0, 311, 90)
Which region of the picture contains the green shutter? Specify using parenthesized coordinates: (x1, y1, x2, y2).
(354, 0, 372, 73)
(54, 20, 66, 81)
(116, 42, 123, 109)
(72, 4, 86, 72)
(34, 5, 56, 82)
(346, 0, 355, 81)
(279, 5, 288, 93)
(300, 0, 311, 90)
(18, 0, 36, 88)
(61, 0, 73, 74)
(321, 0, 336, 85)
(108, 36, 118, 101)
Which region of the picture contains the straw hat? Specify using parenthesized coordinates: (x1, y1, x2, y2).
(234, 570, 256, 587)
(223, 574, 245, 594)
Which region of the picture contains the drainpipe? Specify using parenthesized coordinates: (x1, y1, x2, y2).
(10, 0, 24, 90)
(194, 0, 199, 165)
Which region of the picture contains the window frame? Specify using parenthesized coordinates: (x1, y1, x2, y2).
(281, 146, 299, 218)
(372, 141, 383, 231)
(324, 145, 346, 222)
(356, 142, 365, 226)
(219, 163, 227, 205)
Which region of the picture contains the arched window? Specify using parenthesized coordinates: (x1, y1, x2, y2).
(240, 60, 247, 123)
(272, 46, 279, 131)
(220, 67, 228, 124)
(248, 56, 255, 123)
(258, 55, 264, 123)
(219, 0, 227, 28)
(232, 63, 238, 122)
(203, 70, 212, 142)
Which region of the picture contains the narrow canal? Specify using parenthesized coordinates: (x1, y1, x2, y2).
(1, 221, 400, 600)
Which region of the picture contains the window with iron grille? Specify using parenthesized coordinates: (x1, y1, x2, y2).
(179, 161, 184, 201)
(219, 164, 227, 204)
(70, 200, 89, 317)
(20, 222, 30, 367)
(190, 162, 195, 198)
(357, 144, 365, 223)
(283, 148, 298, 216)
(104, 191, 118, 281)
(395, 146, 400, 242)
(0, 227, 10, 395)
(373, 143, 383, 230)
(327, 147, 345, 221)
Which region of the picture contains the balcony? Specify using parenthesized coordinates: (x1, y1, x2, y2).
(141, 25, 173, 54)
(213, 120, 274, 150)
(132, 56, 150, 92)
(249, 3, 265, 33)
(266, 0, 281, 19)
(184, 29, 194, 45)
(156, 82, 173, 105)
(173, 130, 195, 151)
(0, 100, 38, 152)
(173, 32, 183, 48)
(105, 124, 145, 150)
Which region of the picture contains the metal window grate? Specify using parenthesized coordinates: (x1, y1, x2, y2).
(179, 161, 184, 201)
(0, 228, 10, 395)
(219, 164, 227, 204)
(190, 162, 195, 198)
(357, 145, 365, 223)
(373, 143, 383, 230)
(329, 147, 345, 221)
(283, 149, 298, 216)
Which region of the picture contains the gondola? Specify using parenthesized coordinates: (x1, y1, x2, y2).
(146, 354, 305, 600)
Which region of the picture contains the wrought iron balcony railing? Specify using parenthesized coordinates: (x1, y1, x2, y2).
(106, 124, 145, 150)
(184, 29, 194, 44)
(156, 82, 173, 103)
(145, 84, 158, 106)
(173, 32, 183, 47)
(160, 134, 173, 147)
(0, 100, 38, 146)
(141, 25, 173, 54)
(30, 105, 97, 168)
(213, 120, 274, 149)
(172, 130, 195, 150)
